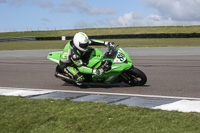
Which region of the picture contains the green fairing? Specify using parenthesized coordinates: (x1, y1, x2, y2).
(86, 48, 132, 83)
(47, 47, 133, 84)
(47, 51, 62, 64)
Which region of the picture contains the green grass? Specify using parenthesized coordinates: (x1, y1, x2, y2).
(0, 26, 200, 50)
(109, 38, 200, 47)
(0, 26, 200, 37)
(0, 40, 66, 50)
(0, 38, 200, 50)
(0, 96, 200, 133)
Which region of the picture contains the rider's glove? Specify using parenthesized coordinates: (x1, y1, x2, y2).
(109, 42, 115, 47)
(92, 68, 104, 76)
(105, 41, 115, 47)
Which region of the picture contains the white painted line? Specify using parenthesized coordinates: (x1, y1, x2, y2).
(0, 87, 200, 100)
(153, 100, 200, 112)
(0, 89, 15, 95)
(55, 90, 200, 100)
(0, 88, 54, 97)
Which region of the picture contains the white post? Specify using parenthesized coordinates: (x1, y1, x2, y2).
(61, 36, 66, 41)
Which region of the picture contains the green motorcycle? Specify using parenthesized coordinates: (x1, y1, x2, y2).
(47, 45, 147, 86)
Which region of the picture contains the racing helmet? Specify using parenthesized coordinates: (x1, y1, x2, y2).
(73, 32, 89, 52)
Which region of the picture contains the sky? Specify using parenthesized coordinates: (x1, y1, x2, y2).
(0, 0, 200, 32)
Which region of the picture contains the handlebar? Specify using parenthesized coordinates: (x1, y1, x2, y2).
(108, 45, 117, 54)
(103, 45, 118, 58)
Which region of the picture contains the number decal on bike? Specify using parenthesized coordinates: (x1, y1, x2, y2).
(117, 52, 125, 61)
(114, 51, 126, 63)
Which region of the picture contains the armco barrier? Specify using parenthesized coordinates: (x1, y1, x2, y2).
(89, 33, 200, 39)
(0, 37, 36, 42)
(36, 33, 200, 41)
(1, 33, 200, 42)
(35, 37, 61, 41)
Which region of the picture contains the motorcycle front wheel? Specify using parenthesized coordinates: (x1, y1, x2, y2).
(123, 67, 147, 86)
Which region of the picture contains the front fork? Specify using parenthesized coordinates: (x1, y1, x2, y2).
(120, 66, 135, 84)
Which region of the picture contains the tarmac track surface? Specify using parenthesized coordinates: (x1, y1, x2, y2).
(0, 48, 200, 98)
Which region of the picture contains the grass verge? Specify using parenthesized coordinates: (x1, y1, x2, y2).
(0, 26, 200, 37)
(0, 38, 200, 50)
(0, 96, 200, 132)
(0, 96, 200, 133)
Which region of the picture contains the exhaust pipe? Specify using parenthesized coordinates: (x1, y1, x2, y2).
(55, 72, 75, 84)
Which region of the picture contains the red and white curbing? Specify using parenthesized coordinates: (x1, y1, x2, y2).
(0, 87, 200, 113)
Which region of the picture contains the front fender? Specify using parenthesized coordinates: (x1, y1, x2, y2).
(110, 62, 133, 72)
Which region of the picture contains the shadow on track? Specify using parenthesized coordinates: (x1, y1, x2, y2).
(62, 82, 150, 89)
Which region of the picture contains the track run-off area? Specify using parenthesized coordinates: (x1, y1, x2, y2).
(0, 47, 200, 112)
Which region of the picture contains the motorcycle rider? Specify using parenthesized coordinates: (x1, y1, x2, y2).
(59, 32, 115, 84)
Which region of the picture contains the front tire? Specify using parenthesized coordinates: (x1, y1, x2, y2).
(123, 67, 147, 86)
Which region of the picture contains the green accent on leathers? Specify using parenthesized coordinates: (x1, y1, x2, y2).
(66, 66, 85, 82)
(91, 39, 104, 43)
(77, 66, 93, 74)
(67, 66, 78, 75)
(61, 41, 94, 74)
(60, 42, 72, 62)
(60, 39, 108, 75)
(72, 59, 82, 66)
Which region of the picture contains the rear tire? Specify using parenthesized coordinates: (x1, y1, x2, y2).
(56, 65, 62, 73)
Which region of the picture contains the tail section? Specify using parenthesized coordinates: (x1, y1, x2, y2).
(47, 51, 62, 64)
